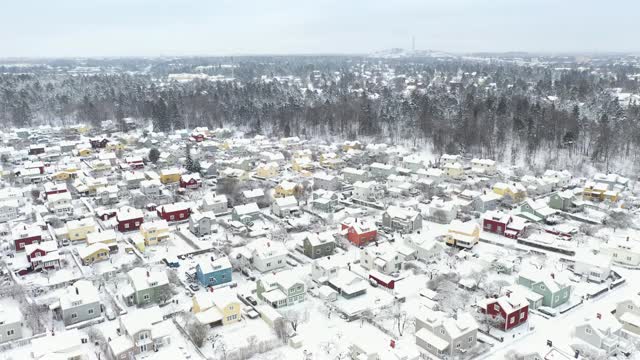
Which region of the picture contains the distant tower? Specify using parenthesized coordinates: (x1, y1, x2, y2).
(412, 36, 415, 52)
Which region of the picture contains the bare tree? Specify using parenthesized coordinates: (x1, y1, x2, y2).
(283, 308, 309, 332)
(273, 318, 289, 343)
(185, 315, 209, 347)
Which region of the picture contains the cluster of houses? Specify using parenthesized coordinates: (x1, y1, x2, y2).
(0, 125, 639, 360)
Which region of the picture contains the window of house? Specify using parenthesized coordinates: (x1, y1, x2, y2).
(468, 336, 473, 343)
(88, 309, 94, 315)
(180, 213, 184, 219)
(266, 263, 271, 267)
(456, 343, 461, 348)
(71, 313, 78, 319)
(143, 294, 150, 300)
(585, 327, 592, 334)
(135, 222, 140, 226)
(510, 316, 515, 324)
(613, 253, 618, 257)
(628, 305, 634, 310)
(170, 215, 175, 220)
(539, 285, 545, 290)
(520, 312, 526, 320)
(124, 223, 129, 229)
(278, 260, 283, 264)
(627, 256, 632, 261)
(440, 329, 445, 335)
(7, 329, 14, 336)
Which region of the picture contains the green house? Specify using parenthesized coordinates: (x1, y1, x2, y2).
(549, 190, 579, 212)
(517, 271, 571, 308)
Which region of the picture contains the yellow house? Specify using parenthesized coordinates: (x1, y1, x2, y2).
(66, 217, 97, 242)
(106, 142, 126, 151)
(445, 220, 480, 248)
(76, 147, 92, 157)
(192, 289, 241, 326)
(90, 160, 111, 172)
(443, 162, 465, 179)
(51, 171, 71, 181)
(492, 182, 527, 202)
(78, 243, 110, 265)
(275, 180, 299, 198)
(160, 168, 181, 184)
(140, 220, 170, 246)
(85, 177, 109, 194)
(256, 162, 279, 178)
(86, 229, 117, 246)
(292, 157, 314, 173)
(130, 234, 146, 252)
(583, 182, 619, 202)
(342, 140, 363, 152)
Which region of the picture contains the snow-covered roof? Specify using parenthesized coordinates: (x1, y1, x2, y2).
(128, 268, 168, 291)
(60, 280, 100, 310)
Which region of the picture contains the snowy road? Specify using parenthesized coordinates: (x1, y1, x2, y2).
(481, 266, 640, 359)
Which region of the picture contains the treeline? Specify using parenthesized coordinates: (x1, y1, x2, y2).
(1, 56, 640, 169)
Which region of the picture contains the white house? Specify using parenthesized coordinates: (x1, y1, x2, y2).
(245, 239, 288, 273)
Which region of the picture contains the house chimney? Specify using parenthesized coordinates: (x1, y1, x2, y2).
(506, 291, 511, 298)
(146, 271, 150, 277)
(211, 256, 214, 262)
(596, 313, 602, 320)
(550, 273, 555, 279)
(75, 287, 79, 295)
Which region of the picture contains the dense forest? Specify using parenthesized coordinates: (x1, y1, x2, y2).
(1, 55, 640, 173)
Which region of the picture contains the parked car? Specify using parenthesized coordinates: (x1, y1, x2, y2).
(189, 283, 200, 292)
(162, 257, 180, 268)
(246, 296, 258, 306)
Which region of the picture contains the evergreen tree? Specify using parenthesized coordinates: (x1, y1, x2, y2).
(185, 143, 194, 172)
(148, 148, 160, 164)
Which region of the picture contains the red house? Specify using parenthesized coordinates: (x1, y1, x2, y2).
(24, 241, 60, 271)
(13, 223, 43, 252)
(44, 182, 68, 199)
(96, 208, 117, 221)
(125, 156, 145, 170)
(340, 217, 377, 246)
(481, 210, 527, 239)
(190, 134, 205, 142)
(180, 173, 202, 189)
(479, 293, 529, 331)
(116, 206, 144, 232)
(157, 202, 191, 222)
(369, 270, 395, 289)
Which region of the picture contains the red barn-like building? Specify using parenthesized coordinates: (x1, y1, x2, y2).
(481, 210, 527, 239)
(180, 173, 202, 189)
(479, 293, 529, 331)
(116, 206, 144, 232)
(340, 217, 377, 246)
(157, 202, 192, 222)
(25, 241, 60, 271)
(13, 224, 43, 252)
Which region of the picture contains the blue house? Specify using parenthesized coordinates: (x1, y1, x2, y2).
(195, 256, 233, 287)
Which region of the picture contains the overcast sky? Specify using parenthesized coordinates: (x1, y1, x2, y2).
(1, 0, 638, 57)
